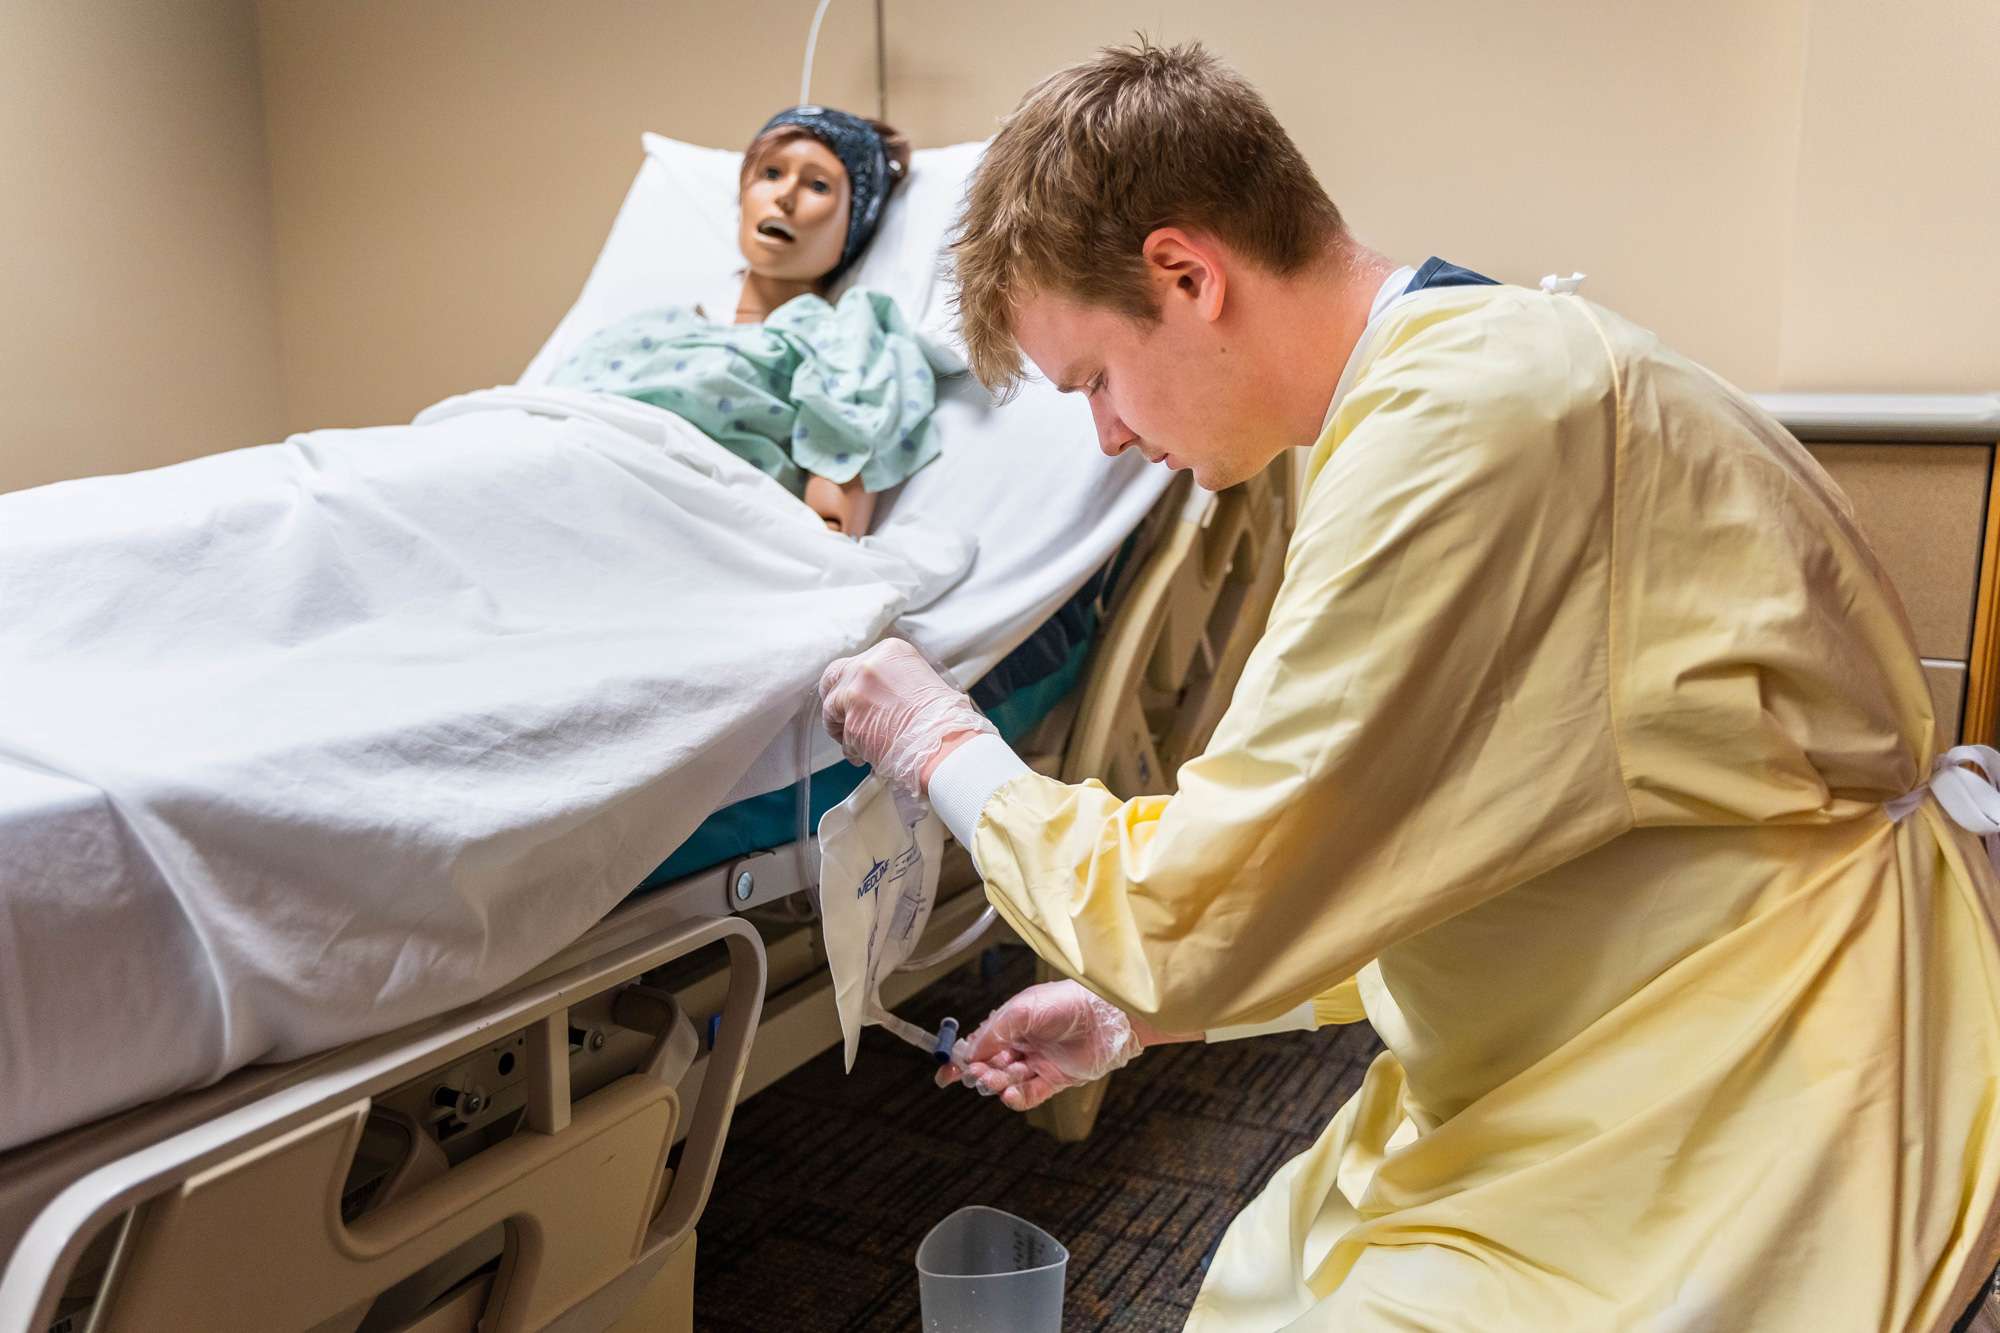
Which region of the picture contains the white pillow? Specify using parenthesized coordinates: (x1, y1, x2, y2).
(518, 133, 987, 385)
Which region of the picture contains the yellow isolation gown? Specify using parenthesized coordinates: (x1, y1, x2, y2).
(964, 282, 2000, 1329)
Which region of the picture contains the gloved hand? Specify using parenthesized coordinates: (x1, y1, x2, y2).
(819, 639, 997, 800)
(935, 979, 1144, 1111)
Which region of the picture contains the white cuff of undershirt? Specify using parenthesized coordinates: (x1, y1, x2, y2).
(927, 733, 1031, 855)
(1204, 1001, 1318, 1043)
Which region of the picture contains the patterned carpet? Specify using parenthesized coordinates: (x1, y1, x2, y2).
(693, 946, 1382, 1331)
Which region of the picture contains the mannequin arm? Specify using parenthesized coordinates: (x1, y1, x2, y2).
(803, 473, 875, 536)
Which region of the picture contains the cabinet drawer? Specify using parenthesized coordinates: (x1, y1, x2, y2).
(1806, 443, 1990, 661)
(1925, 660, 1967, 743)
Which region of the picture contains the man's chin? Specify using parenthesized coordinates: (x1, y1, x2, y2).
(1186, 461, 1232, 493)
(1190, 448, 1285, 494)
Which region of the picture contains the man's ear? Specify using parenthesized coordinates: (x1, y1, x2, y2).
(1142, 227, 1227, 323)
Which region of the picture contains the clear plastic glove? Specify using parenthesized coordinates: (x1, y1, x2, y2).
(819, 639, 997, 800)
(934, 979, 1143, 1111)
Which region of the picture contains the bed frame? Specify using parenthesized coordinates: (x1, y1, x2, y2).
(0, 452, 1299, 1333)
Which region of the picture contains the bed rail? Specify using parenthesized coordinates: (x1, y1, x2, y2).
(1753, 392, 2000, 443)
(0, 914, 764, 1333)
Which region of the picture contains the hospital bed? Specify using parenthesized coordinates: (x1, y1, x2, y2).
(0, 135, 1297, 1332)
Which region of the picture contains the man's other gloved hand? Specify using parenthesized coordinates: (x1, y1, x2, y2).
(936, 979, 1144, 1111)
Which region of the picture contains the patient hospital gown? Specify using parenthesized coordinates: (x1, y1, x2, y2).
(963, 283, 2000, 1329)
(550, 287, 944, 498)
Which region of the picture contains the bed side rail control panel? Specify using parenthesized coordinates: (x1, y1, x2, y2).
(1064, 458, 1295, 795)
(0, 914, 764, 1333)
(354, 982, 703, 1200)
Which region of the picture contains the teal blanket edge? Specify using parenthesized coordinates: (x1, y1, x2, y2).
(636, 636, 1091, 892)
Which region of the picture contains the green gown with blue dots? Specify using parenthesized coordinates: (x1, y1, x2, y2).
(550, 288, 947, 498)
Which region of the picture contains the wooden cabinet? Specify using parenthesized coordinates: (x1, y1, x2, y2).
(1762, 394, 2000, 746)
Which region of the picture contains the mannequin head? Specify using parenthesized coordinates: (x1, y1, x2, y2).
(738, 132, 852, 285)
(737, 109, 912, 291)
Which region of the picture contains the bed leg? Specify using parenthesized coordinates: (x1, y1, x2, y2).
(602, 1232, 695, 1333)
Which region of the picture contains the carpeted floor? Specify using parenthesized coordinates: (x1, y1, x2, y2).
(693, 946, 1382, 1331)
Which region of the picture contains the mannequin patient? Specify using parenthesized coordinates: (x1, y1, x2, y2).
(553, 107, 945, 536)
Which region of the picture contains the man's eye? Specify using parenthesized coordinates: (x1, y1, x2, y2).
(809, 179, 831, 194)
(763, 166, 781, 180)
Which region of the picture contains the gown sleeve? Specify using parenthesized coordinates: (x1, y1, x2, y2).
(969, 300, 1635, 1034)
(1199, 976, 1365, 1041)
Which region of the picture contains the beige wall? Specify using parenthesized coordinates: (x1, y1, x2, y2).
(6, 2, 1994, 491)
(254, 0, 880, 431)
(888, 0, 1815, 389)
(0, 0, 283, 494)
(257, 0, 1996, 427)
(1776, 0, 2000, 391)
(887, 0, 1995, 395)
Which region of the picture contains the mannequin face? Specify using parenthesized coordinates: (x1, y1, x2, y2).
(738, 136, 851, 284)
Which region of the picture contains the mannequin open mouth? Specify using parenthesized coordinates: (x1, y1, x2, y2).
(755, 219, 796, 244)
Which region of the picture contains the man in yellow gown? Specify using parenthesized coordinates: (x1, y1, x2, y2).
(820, 39, 2000, 1330)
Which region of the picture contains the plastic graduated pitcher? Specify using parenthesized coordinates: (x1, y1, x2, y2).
(916, 1205, 1069, 1332)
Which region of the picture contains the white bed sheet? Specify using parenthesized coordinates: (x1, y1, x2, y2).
(0, 377, 1163, 1152)
(0, 389, 964, 1152)
(721, 368, 1168, 803)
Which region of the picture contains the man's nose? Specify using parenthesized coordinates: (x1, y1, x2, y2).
(1089, 399, 1135, 457)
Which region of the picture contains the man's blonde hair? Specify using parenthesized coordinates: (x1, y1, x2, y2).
(952, 40, 1343, 392)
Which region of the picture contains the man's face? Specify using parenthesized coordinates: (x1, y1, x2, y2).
(737, 137, 850, 284)
(1012, 288, 1274, 492)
